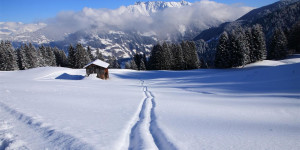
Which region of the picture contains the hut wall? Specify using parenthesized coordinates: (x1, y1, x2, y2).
(85, 65, 109, 79)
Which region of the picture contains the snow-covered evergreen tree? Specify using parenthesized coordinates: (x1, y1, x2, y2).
(24, 43, 38, 69)
(68, 45, 76, 68)
(59, 50, 68, 67)
(6, 41, 18, 70)
(149, 44, 164, 70)
(133, 54, 142, 70)
(37, 47, 46, 67)
(161, 42, 173, 70)
(252, 24, 267, 61)
(0, 41, 18, 71)
(53, 47, 61, 66)
(142, 54, 148, 70)
(181, 41, 200, 69)
(288, 21, 300, 53)
(181, 41, 190, 69)
(108, 56, 120, 69)
(171, 43, 185, 70)
(130, 59, 138, 70)
(228, 29, 248, 67)
(215, 32, 231, 68)
(268, 28, 288, 60)
(53, 47, 67, 67)
(237, 28, 251, 66)
(195, 39, 214, 69)
(140, 59, 146, 70)
(0, 41, 6, 70)
(17, 45, 28, 70)
(75, 43, 91, 68)
(46, 46, 56, 66)
(187, 41, 200, 69)
(87, 46, 95, 61)
(245, 28, 256, 63)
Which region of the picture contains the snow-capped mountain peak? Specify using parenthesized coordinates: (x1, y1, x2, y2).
(128, 1, 192, 15)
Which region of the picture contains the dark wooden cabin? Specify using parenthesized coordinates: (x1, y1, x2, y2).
(83, 59, 110, 79)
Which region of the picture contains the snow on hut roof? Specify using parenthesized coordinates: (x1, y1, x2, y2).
(83, 59, 110, 68)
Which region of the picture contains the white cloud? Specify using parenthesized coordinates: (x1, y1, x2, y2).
(1, 0, 254, 41)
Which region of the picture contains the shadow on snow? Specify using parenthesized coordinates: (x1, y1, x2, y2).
(113, 62, 300, 97)
(55, 73, 85, 80)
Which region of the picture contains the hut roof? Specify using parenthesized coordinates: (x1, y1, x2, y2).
(83, 59, 110, 68)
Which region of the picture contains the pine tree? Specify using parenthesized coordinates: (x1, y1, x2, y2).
(228, 30, 246, 67)
(181, 41, 190, 69)
(245, 28, 256, 63)
(4, 41, 18, 70)
(133, 54, 142, 70)
(59, 50, 68, 67)
(109, 56, 120, 69)
(68, 44, 76, 68)
(186, 41, 200, 69)
(288, 21, 300, 53)
(140, 59, 146, 70)
(46, 46, 56, 66)
(0, 41, 7, 70)
(37, 47, 46, 67)
(252, 24, 266, 61)
(181, 41, 200, 69)
(87, 46, 95, 61)
(24, 43, 38, 69)
(171, 43, 185, 70)
(17, 45, 28, 70)
(268, 28, 288, 60)
(215, 32, 231, 68)
(149, 44, 164, 70)
(53, 47, 61, 66)
(75, 43, 91, 68)
(142, 54, 148, 70)
(161, 42, 173, 70)
(195, 40, 212, 69)
(236, 28, 250, 67)
(39, 45, 47, 66)
(130, 59, 138, 70)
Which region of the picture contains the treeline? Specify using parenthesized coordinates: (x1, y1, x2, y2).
(1, 22, 298, 71)
(126, 22, 299, 71)
(0, 42, 121, 71)
(125, 41, 200, 70)
(214, 24, 266, 68)
(215, 23, 300, 68)
(66, 44, 120, 69)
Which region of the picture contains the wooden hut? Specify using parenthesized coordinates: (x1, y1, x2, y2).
(83, 59, 110, 79)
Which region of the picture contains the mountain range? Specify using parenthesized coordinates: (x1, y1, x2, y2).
(0, 0, 252, 59)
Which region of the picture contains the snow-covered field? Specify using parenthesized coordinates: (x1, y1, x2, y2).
(0, 55, 300, 150)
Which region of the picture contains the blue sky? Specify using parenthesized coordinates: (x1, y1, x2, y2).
(0, 0, 279, 23)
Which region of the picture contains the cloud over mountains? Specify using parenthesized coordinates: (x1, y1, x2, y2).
(0, 0, 253, 42)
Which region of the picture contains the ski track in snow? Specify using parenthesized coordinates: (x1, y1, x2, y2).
(0, 101, 94, 150)
(128, 80, 176, 150)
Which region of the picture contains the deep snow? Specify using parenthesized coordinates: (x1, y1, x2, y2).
(0, 55, 300, 150)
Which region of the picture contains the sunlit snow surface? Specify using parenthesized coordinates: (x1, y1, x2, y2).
(0, 55, 300, 150)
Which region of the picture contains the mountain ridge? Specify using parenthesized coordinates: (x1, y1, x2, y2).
(194, 0, 300, 41)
